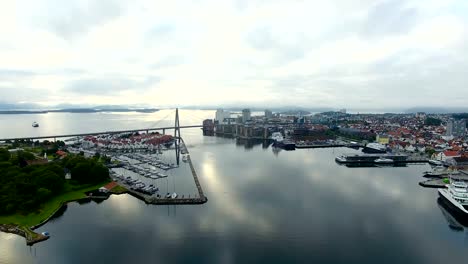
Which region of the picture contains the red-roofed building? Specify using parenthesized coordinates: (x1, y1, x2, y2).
(56, 150, 68, 158)
(435, 150, 461, 161)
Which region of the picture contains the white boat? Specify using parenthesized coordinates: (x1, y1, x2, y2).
(374, 158, 394, 164)
(182, 155, 188, 162)
(439, 180, 468, 214)
(171, 192, 178, 199)
(32, 121, 39, 127)
(335, 155, 347, 163)
(429, 159, 444, 166)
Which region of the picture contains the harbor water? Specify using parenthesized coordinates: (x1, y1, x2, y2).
(1, 110, 468, 264)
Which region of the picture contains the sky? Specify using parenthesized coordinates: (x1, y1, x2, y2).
(0, 0, 467, 110)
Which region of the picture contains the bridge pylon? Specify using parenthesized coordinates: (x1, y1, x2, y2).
(175, 108, 181, 165)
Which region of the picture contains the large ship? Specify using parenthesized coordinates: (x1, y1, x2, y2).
(362, 143, 387, 153)
(271, 132, 295, 150)
(438, 179, 468, 214)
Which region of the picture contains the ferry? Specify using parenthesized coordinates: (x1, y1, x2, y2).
(32, 121, 39, 127)
(438, 179, 468, 214)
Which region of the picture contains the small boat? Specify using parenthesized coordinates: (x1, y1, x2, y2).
(374, 158, 394, 164)
(171, 192, 178, 199)
(41, 231, 50, 237)
(429, 160, 444, 166)
(32, 121, 39, 127)
(165, 192, 171, 198)
(335, 155, 347, 163)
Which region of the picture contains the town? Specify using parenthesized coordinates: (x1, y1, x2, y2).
(203, 109, 468, 167)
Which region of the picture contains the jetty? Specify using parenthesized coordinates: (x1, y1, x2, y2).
(335, 153, 428, 164)
(111, 138, 207, 205)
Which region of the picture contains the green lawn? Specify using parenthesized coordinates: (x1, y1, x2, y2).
(0, 180, 110, 228)
(110, 185, 127, 194)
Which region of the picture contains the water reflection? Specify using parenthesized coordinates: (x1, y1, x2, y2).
(437, 197, 468, 232)
(2, 111, 468, 263)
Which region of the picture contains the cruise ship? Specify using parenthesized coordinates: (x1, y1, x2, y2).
(362, 143, 387, 154)
(438, 179, 468, 214)
(271, 132, 295, 150)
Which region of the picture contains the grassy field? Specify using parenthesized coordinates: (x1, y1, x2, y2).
(110, 185, 128, 194)
(0, 181, 110, 228)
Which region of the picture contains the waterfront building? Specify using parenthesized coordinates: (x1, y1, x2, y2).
(215, 109, 230, 124)
(265, 109, 273, 119)
(242, 109, 251, 123)
(377, 134, 390, 145)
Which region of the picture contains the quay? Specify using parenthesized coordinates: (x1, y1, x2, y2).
(296, 144, 345, 149)
(336, 153, 429, 164)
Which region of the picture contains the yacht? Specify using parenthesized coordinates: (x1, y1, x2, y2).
(362, 143, 387, 154)
(439, 179, 468, 214)
(335, 155, 347, 163)
(374, 158, 394, 164)
(32, 121, 39, 127)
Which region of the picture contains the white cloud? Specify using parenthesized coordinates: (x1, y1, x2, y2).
(0, 0, 467, 109)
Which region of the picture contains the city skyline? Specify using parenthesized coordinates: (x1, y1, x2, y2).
(1, 0, 467, 108)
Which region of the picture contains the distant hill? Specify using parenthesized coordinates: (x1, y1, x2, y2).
(405, 107, 468, 114)
(0, 108, 159, 114)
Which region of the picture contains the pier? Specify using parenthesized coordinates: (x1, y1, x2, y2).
(336, 153, 429, 164)
(108, 110, 207, 205)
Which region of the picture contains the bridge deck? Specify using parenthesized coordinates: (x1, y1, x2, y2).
(0, 125, 203, 142)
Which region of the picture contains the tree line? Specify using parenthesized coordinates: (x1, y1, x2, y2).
(0, 148, 109, 215)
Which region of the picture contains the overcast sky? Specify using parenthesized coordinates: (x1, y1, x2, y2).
(0, 0, 467, 109)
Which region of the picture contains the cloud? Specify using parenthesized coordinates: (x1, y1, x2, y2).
(64, 75, 161, 95)
(0, 0, 467, 109)
(38, 0, 126, 40)
(361, 0, 419, 38)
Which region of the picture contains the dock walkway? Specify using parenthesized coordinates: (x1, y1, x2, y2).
(111, 138, 207, 205)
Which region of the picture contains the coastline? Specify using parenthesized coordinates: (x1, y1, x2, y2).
(0, 181, 113, 246)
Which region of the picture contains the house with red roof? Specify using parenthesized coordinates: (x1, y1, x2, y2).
(434, 150, 461, 161)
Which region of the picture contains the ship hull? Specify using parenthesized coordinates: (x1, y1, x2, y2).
(362, 147, 386, 154)
(438, 189, 468, 214)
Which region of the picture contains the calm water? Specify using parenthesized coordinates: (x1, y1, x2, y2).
(1, 110, 468, 264)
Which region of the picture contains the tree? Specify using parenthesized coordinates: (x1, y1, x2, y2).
(0, 148, 10, 162)
(424, 117, 442, 126)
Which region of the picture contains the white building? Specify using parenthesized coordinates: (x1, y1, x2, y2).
(446, 119, 466, 137)
(215, 109, 230, 124)
(242, 109, 251, 123)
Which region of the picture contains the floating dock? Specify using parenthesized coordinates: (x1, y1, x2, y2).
(111, 138, 207, 205)
(336, 153, 428, 164)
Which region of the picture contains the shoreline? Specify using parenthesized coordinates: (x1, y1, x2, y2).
(0, 182, 114, 246)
